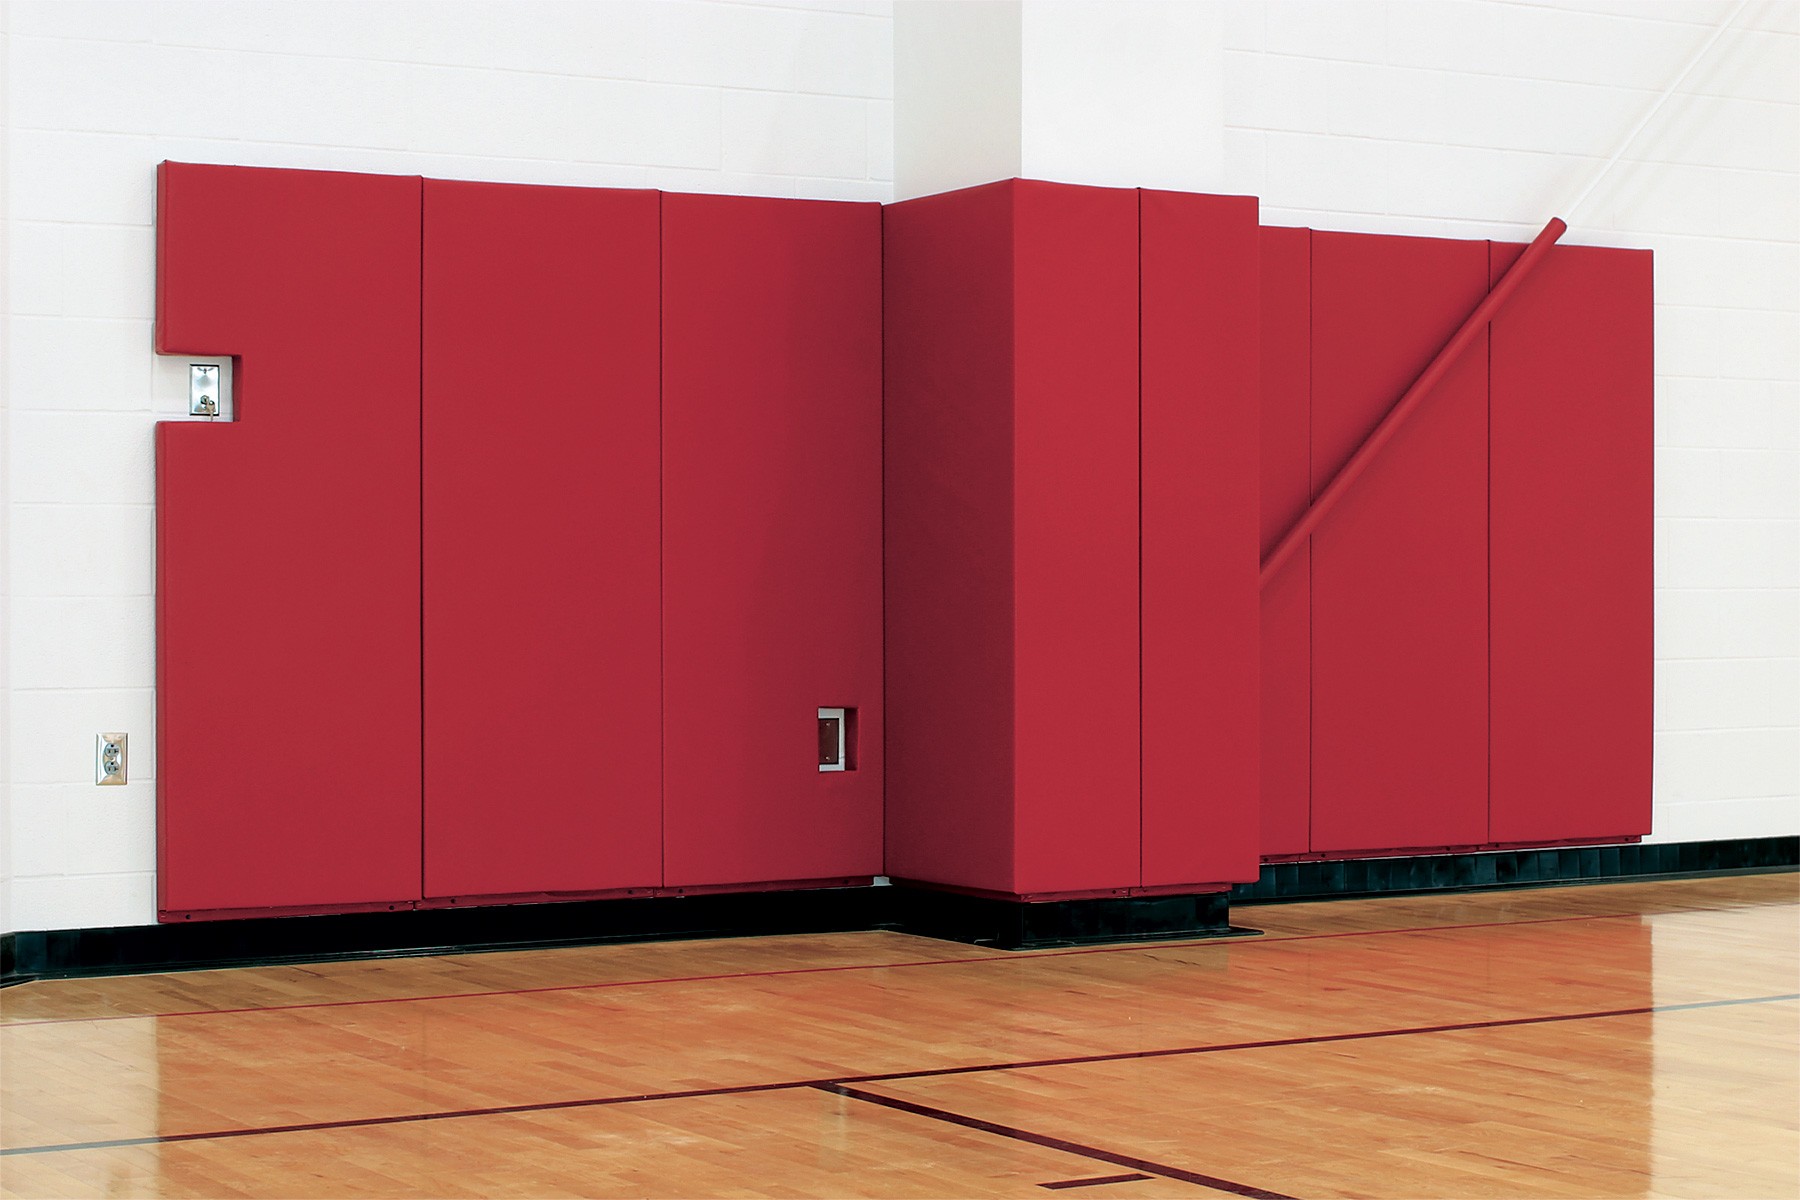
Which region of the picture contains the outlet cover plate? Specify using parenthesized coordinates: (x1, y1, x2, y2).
(818, 708, 846, 772)
(97, 733, 128, 785)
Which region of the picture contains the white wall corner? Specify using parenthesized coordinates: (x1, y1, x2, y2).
(893, 0, 1023, 200)
(1, 0, 16, 935)
(1020, 0, 1227, 193)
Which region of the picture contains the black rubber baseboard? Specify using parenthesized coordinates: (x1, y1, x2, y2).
(0, 885, 1240, 985)
(4, 836, 1793, 985)
(1230, 835, 1798, 903)
(0, 886, 890, 987)
(892, 888, 1240, 950)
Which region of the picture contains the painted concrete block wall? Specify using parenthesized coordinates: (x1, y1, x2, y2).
(1218, 0, 1799, 846)
(3, 0, 1794, 935)
(893, 0, 1022, 199)
(892, 0, 1225, 198)
(1018, 0, 1225, 193)
(0, 0, 895, 934)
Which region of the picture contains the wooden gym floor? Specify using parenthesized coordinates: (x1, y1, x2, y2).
(2, 873, 1795, 1198)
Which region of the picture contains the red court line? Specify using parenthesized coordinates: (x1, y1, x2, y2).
(823, 1083, 1298, 1199)
(5, 992, 1792, 1159)
(1039, 1173, 1156, 1190)
(5, 898, 1780, 1029)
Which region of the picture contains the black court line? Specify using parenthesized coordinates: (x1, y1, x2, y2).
(3, 992, 1792, 1158)
(3, 905, 1711, 1029)
(16, 893, 1790, 1028)
(829, 991, 1800, 1089)
(823, 1083, 1293, 1199)
(1041, 1173, 1155, 1189)
(0, 1078, 803, 1157)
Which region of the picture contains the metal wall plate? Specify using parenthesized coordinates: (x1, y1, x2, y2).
(189, 364, 221, 417)
(818, 707, 847, 772)
(97, 733, 128, 785)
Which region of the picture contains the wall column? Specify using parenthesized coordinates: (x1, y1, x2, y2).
(893, 0, 1226, 200)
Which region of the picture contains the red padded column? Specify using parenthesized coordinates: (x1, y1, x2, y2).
(155, 163, 422, 915)
(1140, 190, 1262, 886)
(661, 194, 884, 888)
(883, 183, 1018, 894)
(1259, 226, 1312, 857)
(884, 180, 1140, 897)
(1489, 243, 1653, 843)
(422, 180, 662, 899)
(1012, 181, 1141, 894)
(1309, 232, 1490, 855)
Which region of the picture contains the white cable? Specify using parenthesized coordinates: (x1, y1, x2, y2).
(1563, 0, 1754, 225)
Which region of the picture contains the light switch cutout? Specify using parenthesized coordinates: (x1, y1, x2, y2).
(818, 707, 853, 772)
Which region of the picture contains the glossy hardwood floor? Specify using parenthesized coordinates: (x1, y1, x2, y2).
(2, 873, 1795, 1198)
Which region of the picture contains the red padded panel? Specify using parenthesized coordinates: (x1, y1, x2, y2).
(1012, 181, 1140, 894)
(661, 193, 883, 887)
(1489, 242, 1653, 843)
(882, 183, 1018, 893)
(1258, 226, 1313, 857)
(1309, 232, 1489, 854)
(421, 180, 662, 898)
(154, 163, 421, 914)
(1140, 190, 1262, 886)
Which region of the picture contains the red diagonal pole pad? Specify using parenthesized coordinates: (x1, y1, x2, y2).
(1259, 216, 1567, 587)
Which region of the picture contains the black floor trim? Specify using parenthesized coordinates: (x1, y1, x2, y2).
(821, 1083, 1296, 1198)
(0, 883, 1238, 985)
(6, 992, 1791, 1158)
(1231, 835, 1797, 903)
(3, 836, 1792, 985)
(0, 884, 891, 987)
(891, 887, 1240, 949)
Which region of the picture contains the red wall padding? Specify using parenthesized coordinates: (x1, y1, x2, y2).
(1309, 233, 1491, 855)
(886, 181, 1263, 897)
(883, 182, 1019, 894)
(660, 193, 885, 888)
(1011, 181, 1142, 894)
(154, 165, 1654, 916)
(885, 181, 1144, 896)
(1258, 226, 1313, 857)
(421, 180, 663, 898)
(1489, 243, 1654, 844)
(1140, 190, 1263, 887)
(155, 163, 423, 914)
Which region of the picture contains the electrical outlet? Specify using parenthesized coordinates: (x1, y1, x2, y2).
(97, 733, 128, 785)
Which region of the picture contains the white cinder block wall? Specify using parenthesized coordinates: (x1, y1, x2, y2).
(3, 0, 1795, 935)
